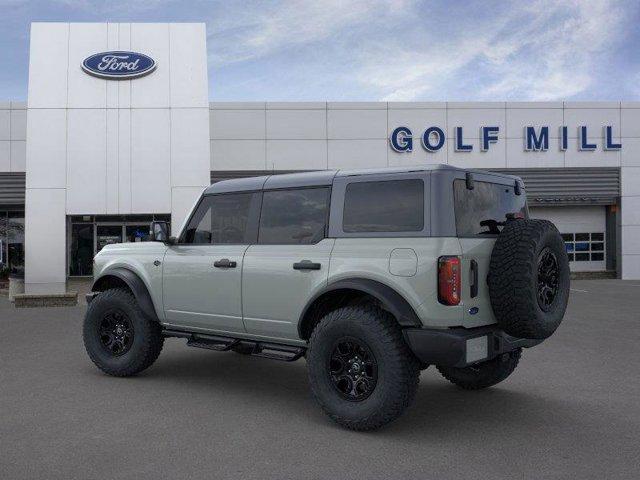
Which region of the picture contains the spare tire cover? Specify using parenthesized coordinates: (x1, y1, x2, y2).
(488, 219, 570, 340)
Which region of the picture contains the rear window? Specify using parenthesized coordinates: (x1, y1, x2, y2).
(343, 179, 424, 233)
(453, 179, 527, 236)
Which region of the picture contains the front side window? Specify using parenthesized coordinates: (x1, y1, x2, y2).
(183, 193, 255, 244)
(259, 188, 330, 244)
(453, 179, 528, 236)
(343, 179, 424, 233)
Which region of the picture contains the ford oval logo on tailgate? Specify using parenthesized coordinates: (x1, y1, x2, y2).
(82, 51, 156, 80)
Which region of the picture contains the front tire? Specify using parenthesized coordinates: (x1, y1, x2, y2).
(83, 288, 164, 377)
(436, 348, 522, 390)
(307, 304, 420, 431)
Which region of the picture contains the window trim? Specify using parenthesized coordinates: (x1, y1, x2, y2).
(257, 186, 332, 246)
(177, 191, 262, 246)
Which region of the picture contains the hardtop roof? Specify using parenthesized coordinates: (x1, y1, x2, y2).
(203, 164, 520, 194)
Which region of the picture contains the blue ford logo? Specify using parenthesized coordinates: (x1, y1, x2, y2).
(82, 51, 156, 80)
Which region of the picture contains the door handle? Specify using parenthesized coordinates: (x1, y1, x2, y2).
(293, 260, 321, 271)
(470, 259, 478, 298)
(214, 258, 237, 268)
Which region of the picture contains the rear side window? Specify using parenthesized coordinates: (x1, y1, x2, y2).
(453, 179, 528, 236)
(182, 193, 256, 244)
(259, 188, 330, 244)
(343, 179, 424, 233)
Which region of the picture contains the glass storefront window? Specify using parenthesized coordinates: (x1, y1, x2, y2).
(0, 211, 25, 277)
(68, 216, 170, 276)
(125, 225, 150, 243)
(70, 224, 94, 276)
(7, 212, 25, 275)
(0, 212, 7, 278)
(96, 225, 123, 252)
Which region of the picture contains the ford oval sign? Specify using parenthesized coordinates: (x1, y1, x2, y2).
(82, 51, 156, 80)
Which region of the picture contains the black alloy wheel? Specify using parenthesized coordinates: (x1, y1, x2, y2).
(537, 247, 559, 311)
(329, 337, 378, 401)
(99, 310, 134, 356)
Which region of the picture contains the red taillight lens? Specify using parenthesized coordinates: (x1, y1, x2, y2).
(438, 256, 461, 306)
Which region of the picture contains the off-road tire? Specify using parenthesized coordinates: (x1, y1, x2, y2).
(307, 304, 420, 431)
(437, 348, 522, 390)
(83, 288, 164, 377)
(488, 219, 570, 339)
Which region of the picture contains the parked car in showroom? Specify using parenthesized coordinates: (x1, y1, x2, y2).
(83, 165, 569, 430)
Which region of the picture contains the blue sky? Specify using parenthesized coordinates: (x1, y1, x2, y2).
(1, 0, 639, 101)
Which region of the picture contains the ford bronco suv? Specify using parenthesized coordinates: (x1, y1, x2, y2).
(83, 165, 569, 431)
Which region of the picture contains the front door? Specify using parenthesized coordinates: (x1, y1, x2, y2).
(242, 187, 332, 341)
(162, 191, 261, 333)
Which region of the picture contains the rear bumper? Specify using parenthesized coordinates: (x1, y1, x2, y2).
(403, 325, 542, 368)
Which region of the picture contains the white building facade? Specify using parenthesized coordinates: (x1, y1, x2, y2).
(1, 22, 639, 293)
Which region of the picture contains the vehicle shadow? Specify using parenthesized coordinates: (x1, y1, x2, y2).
(113, 342, 600, 439)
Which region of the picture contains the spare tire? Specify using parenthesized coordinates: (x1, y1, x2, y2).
(488, 219, 570, 340)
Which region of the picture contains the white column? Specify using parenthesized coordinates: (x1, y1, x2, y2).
(25, 189, 66, 294)
(621, 104, 640, 280)
(620, 167, 640, 279)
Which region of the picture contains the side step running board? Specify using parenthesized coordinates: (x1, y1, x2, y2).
(163, 329, 305, 362)
(187, 334, 240, 352)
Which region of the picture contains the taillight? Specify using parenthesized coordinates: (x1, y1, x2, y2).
(438, 256, 461, 306)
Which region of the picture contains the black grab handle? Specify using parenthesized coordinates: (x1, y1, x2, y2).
(214, 258, 237, 268)
(293, 260, 321, 271)
(470, 259, 478, 298)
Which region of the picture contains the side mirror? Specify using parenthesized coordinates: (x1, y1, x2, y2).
(150, 221, 172, 243)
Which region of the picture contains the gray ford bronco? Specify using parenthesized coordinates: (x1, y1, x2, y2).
(83, 165, 570, 430)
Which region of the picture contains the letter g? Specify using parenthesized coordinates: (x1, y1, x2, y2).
(390, 126, 413, 152)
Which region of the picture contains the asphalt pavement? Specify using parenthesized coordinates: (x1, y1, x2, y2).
(1, 279, 639, 480)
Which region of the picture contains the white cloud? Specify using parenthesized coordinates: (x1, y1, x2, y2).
(208, 0, 630, 101)
(208, 0, 413, 66)
(357, 0, 627, 101)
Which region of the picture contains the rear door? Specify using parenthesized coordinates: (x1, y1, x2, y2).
(453, 177, 528, 327)
(162, 192, 260, 333)
(242, 187, 333, 341)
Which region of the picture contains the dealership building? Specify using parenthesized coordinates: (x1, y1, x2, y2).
(1, 22, 640, 295)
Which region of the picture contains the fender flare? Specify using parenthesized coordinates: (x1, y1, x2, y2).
(92, 267, 159, 322)
(298, 278, 421, 337)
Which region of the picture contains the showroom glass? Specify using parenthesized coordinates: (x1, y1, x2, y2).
(454, 180, 528, 236)
(259, 188, 330, 244)
(0, 212, 5, 274)
(343, 179, 424, 233)
(68, 215, 170, 276)
(126, 225, 150, 243)
(70, 224, 94, 276)
(96, 225, 123, 252)
(183, 193, 254, 244)
(0, 211, 25, 276)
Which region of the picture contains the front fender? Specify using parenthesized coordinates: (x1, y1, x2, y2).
(92, 267, 160, 322)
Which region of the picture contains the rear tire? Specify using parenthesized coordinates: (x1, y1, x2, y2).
(307, 304, 420, 431)
(437, 348, 521, 390)
(83, 288, 164, 377)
